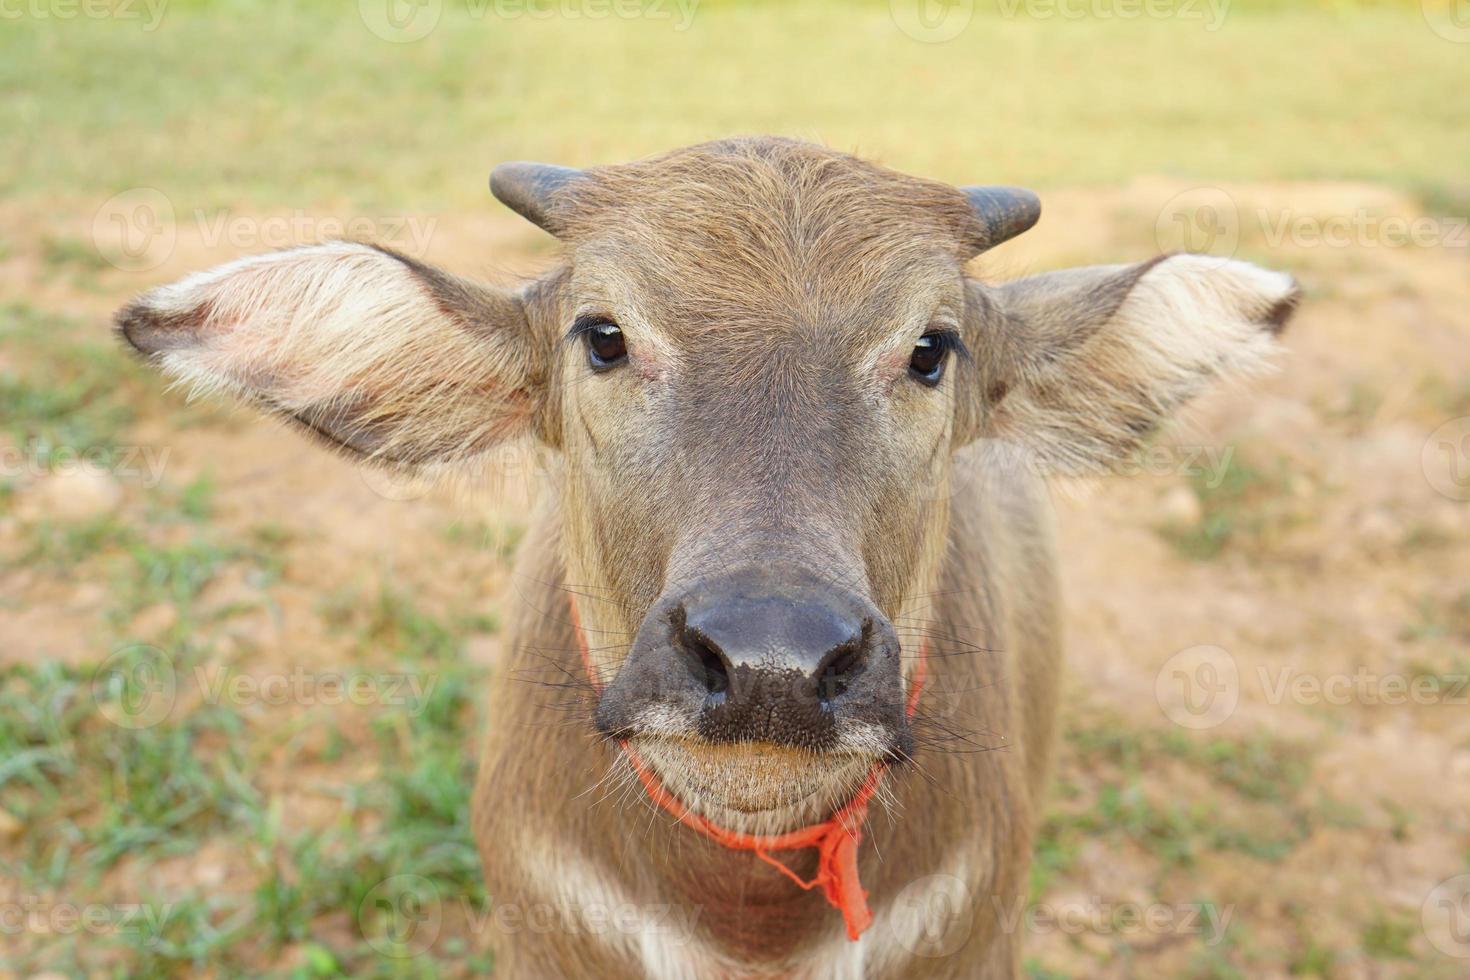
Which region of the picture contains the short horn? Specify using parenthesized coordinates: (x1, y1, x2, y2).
(961, 185, 1041, 252)
(489, 162, 584, 235)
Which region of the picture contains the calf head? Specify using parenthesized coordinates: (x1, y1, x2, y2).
(117, 137, 1298, 835)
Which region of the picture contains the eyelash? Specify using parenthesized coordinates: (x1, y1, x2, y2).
(568, 315, 628, 370)
(921, 329, 966, 360)
(909, 328, 967, 386)
(566, 314, 613, 342)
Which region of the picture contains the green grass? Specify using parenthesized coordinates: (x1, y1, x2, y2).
(41, 233, 115, 277)
(1421, 373, 1470, 418)
(1188, 942, 1250, 980)
(0, 2, 1464, 216)
(1361, 913, 1416, 959)
(319, 585, 463, 661)
(441, 519, 526, 562)
(0, 357, 488, 976)
(10, 513, 137, 569)
(177, 473, 217, 522)
(1069, 719, 1313, 803)
(1288, 940, 1337, 976)
(0, 657, 257, 882)
(1040, 718, 1319, 882)
(1157, 453, 1305, 561)
(0, 301, 218, 471)
(1399, 590, 1470, 645)
(1026, 961, 1072, 980)
(0, 586, 490, 977)
(1415, 179, 1470, 223)
(0, 304, 140, 454)
(1028, 718, 1341, 976)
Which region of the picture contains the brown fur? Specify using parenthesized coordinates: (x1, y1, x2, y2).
(115, 137, 1298, 978)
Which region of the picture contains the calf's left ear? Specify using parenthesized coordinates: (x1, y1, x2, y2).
(116, 242, 543, 467)
(962, 254, 1300, 473)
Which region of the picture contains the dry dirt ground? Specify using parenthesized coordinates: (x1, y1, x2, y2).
(1, 180, 1468, 977)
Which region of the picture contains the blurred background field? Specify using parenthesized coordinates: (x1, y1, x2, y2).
(1, 0, 1468, 977)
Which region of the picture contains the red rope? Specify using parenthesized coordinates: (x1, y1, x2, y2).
(568, 596, 927, 942)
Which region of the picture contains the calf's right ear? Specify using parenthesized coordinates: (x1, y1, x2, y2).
(116, 241, 546, 467)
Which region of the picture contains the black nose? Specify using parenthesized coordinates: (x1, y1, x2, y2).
(671, 591, 871, 709)
(595, 564, 907, 753)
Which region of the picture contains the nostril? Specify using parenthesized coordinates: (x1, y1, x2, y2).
(816, 639, 867, 707)
(683, 633, 730, 696)
(670, 608, 730, 698)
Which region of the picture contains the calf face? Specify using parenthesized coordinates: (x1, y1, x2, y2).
(117, 137, 1297, 838)
(526, 147, 1032, 833)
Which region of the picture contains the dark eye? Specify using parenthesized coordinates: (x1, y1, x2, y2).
(909, 331, 954, 386)
(578, 318, 627, 371)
